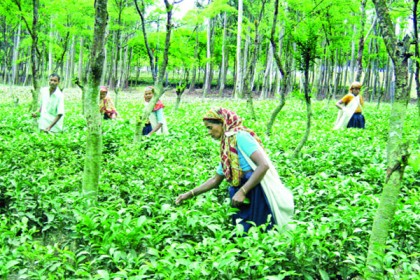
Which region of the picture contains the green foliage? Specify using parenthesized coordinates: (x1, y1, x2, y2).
(0, 93, 419, 279)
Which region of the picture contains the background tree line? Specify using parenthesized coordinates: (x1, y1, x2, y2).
(0, 0, 417, 103)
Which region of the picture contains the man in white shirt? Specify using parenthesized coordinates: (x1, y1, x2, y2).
(32, 74, 65, 133)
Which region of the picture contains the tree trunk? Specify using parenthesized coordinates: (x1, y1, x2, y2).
(266, 0, 289, 135)
(218, 12, 228, 97)
(134, 0, 157, 82)
(244, 0, 267, 120)
(15, 0, 42, 112)
(78, 37, 84, 83)
(82, 0, 109, 200)
(10, 23, 21, 105)
(414, 0, 420, 142)
(332, 49, 340, 100)
(365, 0, 412, 277)
(317, 43, 328, 99)
(134, 0, 174, 142)
(355, 0, 367, 81)
(29, 0, 40, 112)
(65, 36, 75, 88)
(261, 44, 273, 99)
(293, 55, 312, 158)
(189, 25, 199, 92)
(234, 0, 243, 98)
(101, 46, 107, 86)
(48, 19, 53, 77)
(203, 17, 212, 97)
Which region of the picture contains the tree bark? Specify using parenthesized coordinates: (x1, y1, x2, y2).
(266, 0, 288, 135)
(78, 37, 84, 83)
(355, 0, 367, 81)
(293, 66, 312, 158)
(218, 12, 228, 97)
(14, 0, 41, 112)
(203, 16, 212, 97)
(234, 0, 243, 98)
(10, 23, 22, 105)
(244, 0, 267, 120)
(261, 44, 273, 99)
(189, 25, 199, 92)
(366, 0, 412, 277)
(413, 0, 420, 142)
(134, 0, 157, 82)
(82, 0, 109, 200)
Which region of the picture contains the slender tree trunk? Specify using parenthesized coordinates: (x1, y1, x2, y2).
(355, 0, 367, 82)
(134, 0, 174, 141)
(134, 0, 157, 82)
(293, 53, 312, 158)
(9, 24, 21, 105)
(242, 28, 250, 90)
(234, 0, 243, 98)
(261, 44, 273, 99)
(29, 0, 40, 112)
(48, 18, 53, 76)
(65, 36, 75, 88)
(23, 57, 30, 86)
(386, 57, 395, 102)
(376, 59, 384, 108)
(101, 46, 107, 86)
(413, 0, 420, 142)
(267, 0, 289, 135)
(348, 25, 356, 83)
(218, 12, 228, 97)
(82, 0, 109, 199)
(16, 0, 42, 112)
(203, 17, 212, 97)
(332, 49, 341, 100)
(78, 37, 84, 83)
(244, 0, 267, 120)
(123, 47, 133, 89)
(365, 0, 412, 277)
(189, 26, 199, 92)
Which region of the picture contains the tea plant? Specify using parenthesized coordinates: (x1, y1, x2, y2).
(0, 92, 418, 279)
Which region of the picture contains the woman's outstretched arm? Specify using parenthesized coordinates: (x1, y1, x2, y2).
(175, 174, 224, 205)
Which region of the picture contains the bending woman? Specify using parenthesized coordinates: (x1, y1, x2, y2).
(176, 108, 294, 232)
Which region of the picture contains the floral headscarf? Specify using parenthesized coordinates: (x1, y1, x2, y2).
(203, 107, 262, 186)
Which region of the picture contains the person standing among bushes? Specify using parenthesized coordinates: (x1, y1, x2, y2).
(99, 86, 118, 120)
(334, 81, 365, 129)
(175, 107, 294, 233)
(142, 86, 169, 136)
(32, 73, 65, 133)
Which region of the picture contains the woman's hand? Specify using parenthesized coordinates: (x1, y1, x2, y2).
(175, 175, 224, 205)
(175, 191, 193, 205)
(231, 189, 246, 207)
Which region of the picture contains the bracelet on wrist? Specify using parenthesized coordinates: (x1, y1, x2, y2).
(241, 187, 247, 195)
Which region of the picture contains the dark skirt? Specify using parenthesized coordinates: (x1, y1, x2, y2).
(142, 123, 152, 135)
(347, 113, 365, 129)
(228, 172, 274, 232)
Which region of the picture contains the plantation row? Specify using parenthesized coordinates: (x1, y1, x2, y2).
(0, 91, 419, 279)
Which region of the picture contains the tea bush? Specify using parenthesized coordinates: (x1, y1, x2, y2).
(0, 92, 418, 279)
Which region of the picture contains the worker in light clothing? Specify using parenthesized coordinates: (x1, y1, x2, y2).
(32, 73, 65, 133)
